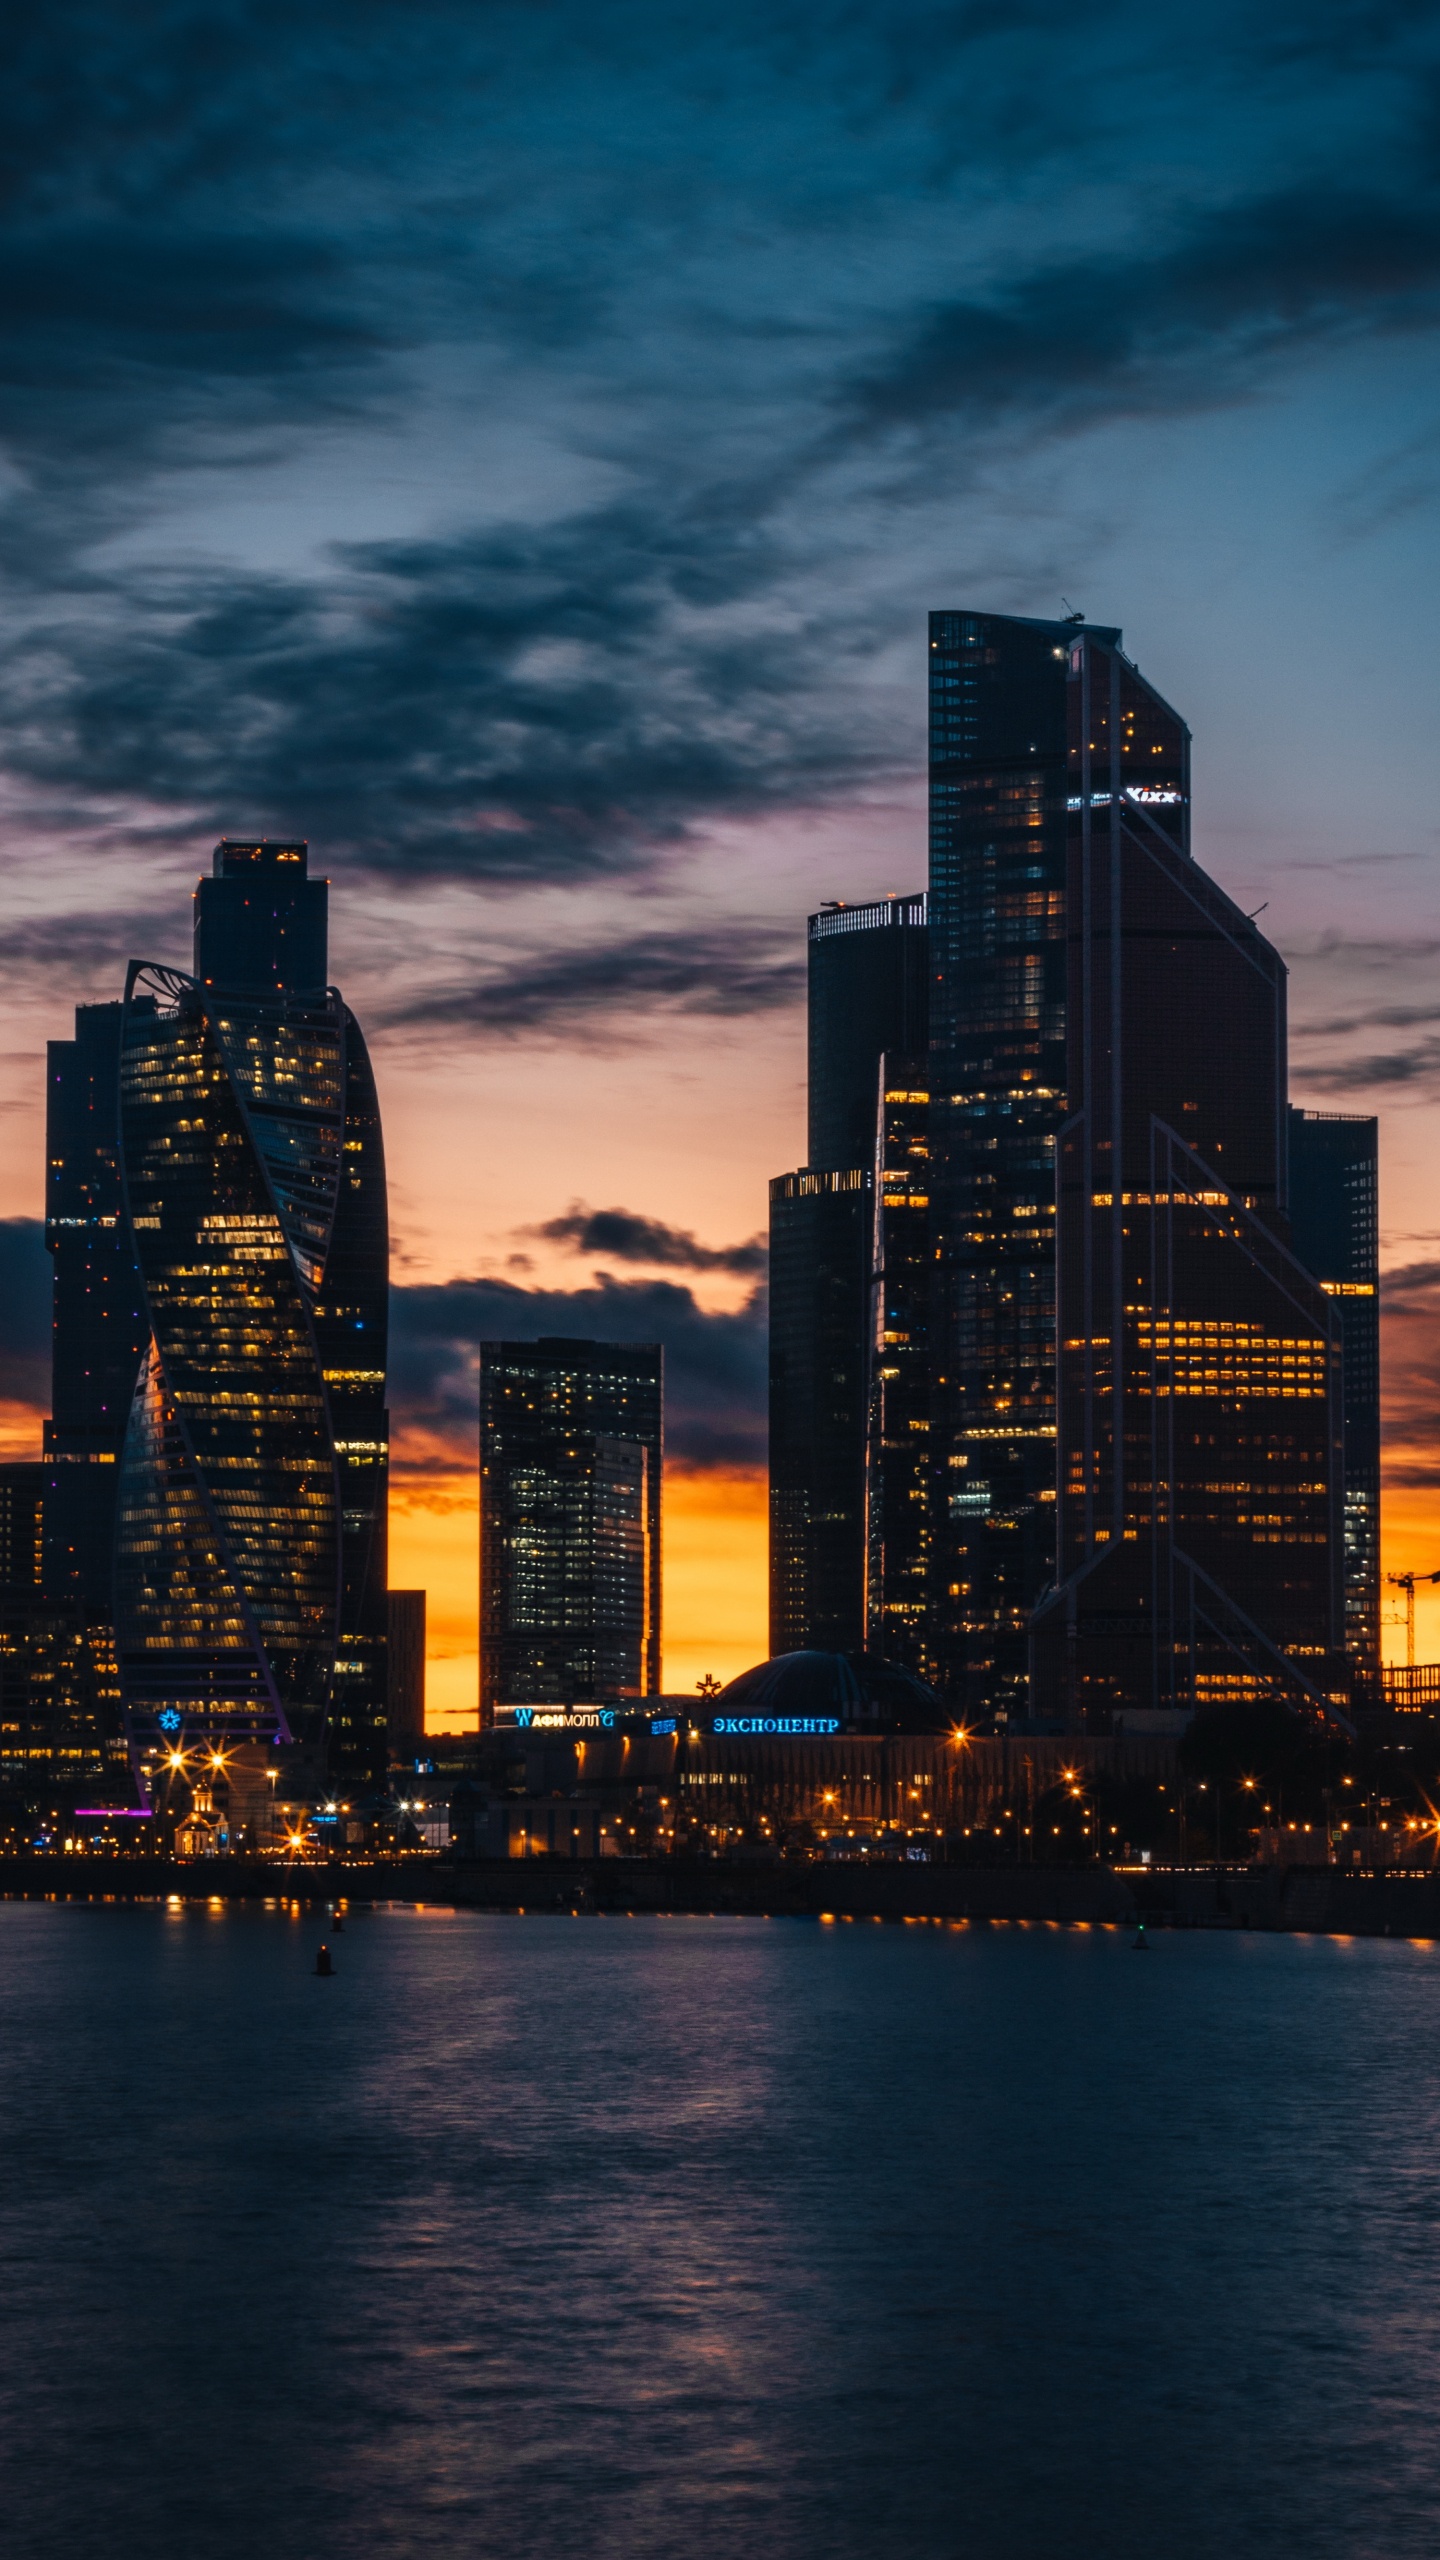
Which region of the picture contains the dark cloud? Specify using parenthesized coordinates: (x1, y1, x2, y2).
(0, 509, 898, 883)
(0, 226, 377, 395)
(1296, 1039, 1440, 1094)
(1382, 1260, 1440, 1488)
(0, 5, 1436, 881)
(380, 924, 804, 1036)
(1381, 1258, 1440, 1310)
(840, 182, 1440, 450)
(1292, 993, 1440, 1096)
(390, 1270, 767, 1471)
(1296, 999, 1440, 1037)
(0, 907, 188, 991)
(0, 1218, 52, 1407)
(531, 1203, 767, 1276)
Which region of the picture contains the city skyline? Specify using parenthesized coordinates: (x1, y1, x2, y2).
(0, 711, 1424, 1720)
(2, 6, 1440, 1706)
(0, 614, 1424, 1740)
(7, 19, 1440, 2556)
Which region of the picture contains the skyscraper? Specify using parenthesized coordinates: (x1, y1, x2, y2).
(0, 1465, 45, 1595)
(0, 1458, 122, 1805)
(769, 1167, 872, 1653)
(808, 896, 929, 1170)
(115, 840, 389, 1783)
(1029, 625, 1345, 1725)
(479, 1339, 662, 1721)
(769, 895, 928, 1653)
(926, 610, 1085, 1715)
(1287, 1108, 1380, 1685)
(43, 1002, 149, 1614)
(865, 1063, 931, 1676)
(387, 1588, 426, 1758)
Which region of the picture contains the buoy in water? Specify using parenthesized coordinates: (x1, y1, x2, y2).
(1132, 1919, 1150, 1951)
(315, 1943, 335, 1977)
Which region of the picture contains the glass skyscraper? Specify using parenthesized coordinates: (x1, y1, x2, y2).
(769, 1167, 873, 1653)
(43, 1002, 149, 1614)
(479, 1339, 662, 1721)
(927, 610, 1090, 1714)
(808, 895, 929, 1169)
(115, 841, 389, 1785)
(1028, 625, 1346, 1725)
(769, 895, 928, 1655)
(1287, 1108, 1380, 1684)
(865, 1062, 931, 1676)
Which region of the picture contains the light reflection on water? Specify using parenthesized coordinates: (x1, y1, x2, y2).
(2, 1902, 1439, 2559)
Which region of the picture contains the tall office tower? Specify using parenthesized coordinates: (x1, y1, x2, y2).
(808, 897, 929, 1169)
(387, 1588, 426, 1758)
(769, 896, 929, 1653)
(1029, 626, 1345, 1725)
(1288, 1108, 1380, 1684)
(479, 1340, 662, 1721)
(115, 841, 389, 1783)
(927, 609, 1097, 1714)
(0, 1465, 45, 1592)
(42, 1003, 149, 1612)
(865, 1063, 932, 1675)
(0, 1459, 122, 1804)
(769, 1168, 872, 1653)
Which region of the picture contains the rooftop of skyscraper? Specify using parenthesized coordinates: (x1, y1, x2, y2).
(212, 840, 310, 876)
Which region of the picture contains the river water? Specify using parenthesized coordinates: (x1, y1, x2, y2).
(1, 1898, 1438, 2559)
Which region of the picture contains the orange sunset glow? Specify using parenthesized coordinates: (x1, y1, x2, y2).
(390, 1457, 768, 1733)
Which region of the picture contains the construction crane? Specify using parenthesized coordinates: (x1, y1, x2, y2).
(1385, 1569, 1440, 1669)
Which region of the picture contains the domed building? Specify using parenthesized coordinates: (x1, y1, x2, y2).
(715, 1651, 952, 1735)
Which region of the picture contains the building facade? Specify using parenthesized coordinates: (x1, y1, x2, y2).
(0, 1465, 44, 1593)
(43, 1002, 149, 1615)
(115, 841, 389, 1785)
(1287, 1108, 1381, 1683)
(808, 896, 929, 1170)
(387, 1588, 427, 1759)
(1029, 625, 1346, 1725)
(865, 1062, 932, 1676)
(769, 1168, 873, 1653)
(479, 1339, 662, 1721)
(0, 1459, 122, 1810)
(926, 611, 1086, 1715)
(769, 895, 929, 1655)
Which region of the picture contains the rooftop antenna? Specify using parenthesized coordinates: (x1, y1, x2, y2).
(1061, 597, 1084, 623)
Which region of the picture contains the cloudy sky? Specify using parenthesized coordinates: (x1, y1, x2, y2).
(4, 0, 1440, 1704)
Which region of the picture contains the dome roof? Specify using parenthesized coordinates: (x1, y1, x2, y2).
(716, 1651, 952, 1734)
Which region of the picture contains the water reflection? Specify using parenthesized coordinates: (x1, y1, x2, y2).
(1, 1906, 1439, 2559)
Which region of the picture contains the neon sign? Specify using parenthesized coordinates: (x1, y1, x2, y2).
(1066, 788, 1184, 810)
(712, 1716, 841, 1736)
(497, 1705, 617, 1730)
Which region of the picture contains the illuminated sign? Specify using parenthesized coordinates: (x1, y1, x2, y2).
(496, 1705, 617, 1730)
(649, 1717, 677, 1736)
(157, 1708, 183, 1734)
(1066, 789, 1184, 810)
(712, 1716, 841, 1736)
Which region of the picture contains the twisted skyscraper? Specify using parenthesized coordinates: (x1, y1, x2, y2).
(115, 842, 388, 1786)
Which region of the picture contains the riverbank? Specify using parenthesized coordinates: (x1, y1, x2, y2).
(5, 1852, 1440, 1934)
